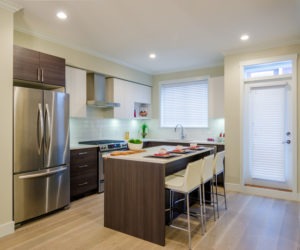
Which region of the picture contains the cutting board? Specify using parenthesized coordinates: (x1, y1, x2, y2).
(110, 149, 146, 156)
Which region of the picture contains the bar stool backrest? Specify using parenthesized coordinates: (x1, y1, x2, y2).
(183, 158, 202, 191)
(213, 151, 225, 174)
(200, 154, 214, 183)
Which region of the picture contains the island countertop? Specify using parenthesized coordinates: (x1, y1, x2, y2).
(104, 145, 215, 246)
(104, 145, 214, 164)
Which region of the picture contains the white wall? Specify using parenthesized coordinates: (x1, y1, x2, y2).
(224, 43, 300, 195)
(0, 7, 14, 237)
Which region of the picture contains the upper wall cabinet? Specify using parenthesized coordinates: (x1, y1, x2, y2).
(66, 66, 87, 118)
(13, 45, 66, 87)
(106, 78, 152, 119)
(209, 76, 224, 118)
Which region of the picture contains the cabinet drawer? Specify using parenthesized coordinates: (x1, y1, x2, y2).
(71, 148, 98, 165)
(70, 162, 97, 177)
(71, 174, 98, 197)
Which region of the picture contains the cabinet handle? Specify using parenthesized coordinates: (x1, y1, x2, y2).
(79, 165, 88, 168)
(78, 181, 88, 186)
(41, 68, 44, 82)
(37, 67, 40, 81)
(78, 152, 88, 155)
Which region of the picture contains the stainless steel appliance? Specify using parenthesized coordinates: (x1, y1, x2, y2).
(78, 140, 127, 193)
(14, 87, 70, 224)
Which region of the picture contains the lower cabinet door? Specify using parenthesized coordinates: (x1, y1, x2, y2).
(14, 166, 70, 224)
(71, 174, 98, 197)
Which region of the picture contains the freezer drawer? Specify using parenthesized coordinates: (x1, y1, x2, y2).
(14, 165, 70, 224)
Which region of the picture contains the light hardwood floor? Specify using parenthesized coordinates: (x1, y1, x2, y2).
(0, 191, 299, 250)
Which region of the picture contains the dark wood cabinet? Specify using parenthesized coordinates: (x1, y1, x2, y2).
(13, 45, 66, 87)
(13, 46, 40, 83)
(39, 52, 65, 86)
(70, 147, 98, 199)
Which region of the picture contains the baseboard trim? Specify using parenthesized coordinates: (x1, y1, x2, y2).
(0, 221, 14, 238)
(225, 183, 300, 202)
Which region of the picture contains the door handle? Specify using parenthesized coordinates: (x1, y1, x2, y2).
(78, 181, 88, 186)
(78, 152, 88, 156)
(41, 68, 44, 82)
(37, 67, 40, 81)
(18, 166, 68, 179)
(37, 103, 44, 155)
(45, 104, 51, 152)
(283, 140, 291, 144)
(78, 165, 88, 168)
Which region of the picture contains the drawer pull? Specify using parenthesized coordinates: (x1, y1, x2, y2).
(78, 152, 88, 155)
(78, 181, 88, 186)
(78, 165, 88, 168)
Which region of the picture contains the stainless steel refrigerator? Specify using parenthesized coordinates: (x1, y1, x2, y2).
(14, 86, 70, 224)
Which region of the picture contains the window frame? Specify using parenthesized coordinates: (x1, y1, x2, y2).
(159, 76, 210, 128)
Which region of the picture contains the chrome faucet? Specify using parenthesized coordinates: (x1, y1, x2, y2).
(174, 124, 186, 140)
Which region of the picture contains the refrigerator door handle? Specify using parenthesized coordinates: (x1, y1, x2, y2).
(18, 166, 68, 179)
(37, 103, 44, 155)
(45, 103, 51, 153)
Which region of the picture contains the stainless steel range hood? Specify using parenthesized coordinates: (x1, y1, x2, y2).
(86, 73, 120, 108)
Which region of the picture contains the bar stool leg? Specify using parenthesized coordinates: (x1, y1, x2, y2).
(169, 190, 172, 223)
(223, 171, 227, 210)
(186, 193, 191, 250)
(215, 174, 219, 218)
(202, 183, 206, 232)
(211, 180, 216, 221)
(199, 185, 204, 235)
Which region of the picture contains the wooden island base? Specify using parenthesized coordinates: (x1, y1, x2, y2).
(104, 146, 214, 246)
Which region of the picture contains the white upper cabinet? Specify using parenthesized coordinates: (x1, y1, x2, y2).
(65, 66, 87, 118)
(209, 76, 224, 118)
(106, 78, 152, 119)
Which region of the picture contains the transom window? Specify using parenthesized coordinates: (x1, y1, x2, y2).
(160, 79, 208, 128)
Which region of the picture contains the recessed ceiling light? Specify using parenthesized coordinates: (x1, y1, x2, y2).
(240, 34, 249, 41)
(149, 53, 156, 59)
(56, 11, 67, 20)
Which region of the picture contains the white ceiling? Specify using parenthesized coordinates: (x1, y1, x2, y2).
(12, 0, 300, 74)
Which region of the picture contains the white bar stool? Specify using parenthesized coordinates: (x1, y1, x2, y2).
(212, 151, 227, 218)
(173, 154, 216, 225)
(165, 158, 205, 250)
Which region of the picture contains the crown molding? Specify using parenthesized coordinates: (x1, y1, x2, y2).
(0, 0, 22, 12)
(222, 39, 300, 56)
(14, 25, 152, 75)
(152, 62, 224, 76)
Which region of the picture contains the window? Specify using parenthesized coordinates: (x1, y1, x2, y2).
(160, 79, 208, 128)
(244, 60, 292, 80)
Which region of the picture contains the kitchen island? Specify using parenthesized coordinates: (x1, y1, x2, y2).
(104, 146, 215, 246)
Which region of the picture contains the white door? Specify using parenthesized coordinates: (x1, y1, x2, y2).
(244, 79, 294, 190)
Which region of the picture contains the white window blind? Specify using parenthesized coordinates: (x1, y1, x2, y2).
(248, 86, 286, 182)
(160, 80, 208, 128)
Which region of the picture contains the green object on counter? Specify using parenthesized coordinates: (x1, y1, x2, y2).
(141, 123, 148, 138)
(128, 139, 142, 144)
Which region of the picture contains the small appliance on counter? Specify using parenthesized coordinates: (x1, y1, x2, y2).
(78, 140, 127, 193)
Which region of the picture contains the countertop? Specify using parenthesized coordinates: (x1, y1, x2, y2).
(142, 138, 224, 145)
(105, 145, 214, 164)
(70, 144, 99, 150)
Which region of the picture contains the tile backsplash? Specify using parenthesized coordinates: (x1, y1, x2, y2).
(70, 118, 142, 144)
(70, 117, 225, 144)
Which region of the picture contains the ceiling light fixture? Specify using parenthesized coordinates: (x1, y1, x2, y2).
(56, 11, 67, 20)
(149, 53, 156, 59)
(240, 34, 249, 41)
